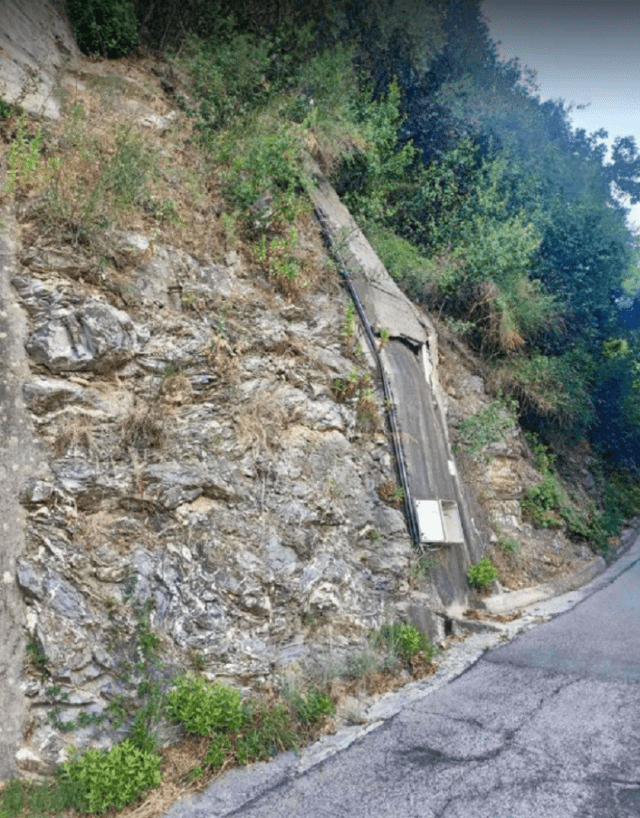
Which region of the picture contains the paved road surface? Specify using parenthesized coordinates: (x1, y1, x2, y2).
(166, 537, 640, 818)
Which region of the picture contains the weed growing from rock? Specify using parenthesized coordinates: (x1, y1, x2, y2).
(372, 622, 434, 668)
(467, 558, 498, 589)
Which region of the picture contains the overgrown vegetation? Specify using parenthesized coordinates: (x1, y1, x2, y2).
(65, 0, 137, 58)
(5, 1, 640, 812)
(455, 394, 518, 456)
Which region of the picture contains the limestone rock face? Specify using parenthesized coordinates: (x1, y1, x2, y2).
(25, 298, 141, 373)
(11, 226, 444, 775)
(0, 0, 78, 119)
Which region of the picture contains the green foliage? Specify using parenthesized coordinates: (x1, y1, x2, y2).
(25, 632, 49, 676)
(65, 0, 137, 58)
(235, 703, 298, 764)
(203, 733, 233, 771)
(0, 98, 14, 121)
(521, 436, 593, 537)
(58, 740, 161, 814)
(290, 688, 335, 725)
(373, 622, 434, 665)
(339, 80, 417, 221)
(216, 124, 307, 238)
(0, 774, 86, 818)
(467, 558, 498, 589)
(363, 221, 447, 302)
(521, 473, 566, 529)
(6, 115, 43, 193)
(166, 675, 244, 736)
(495, 349, 595, 434)
(455, 396, 518, 455)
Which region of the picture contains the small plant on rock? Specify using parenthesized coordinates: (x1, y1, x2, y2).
(378, 481, 406, 508)
(58, 739, 161, 814)
(467, 558, 498, 589)
(289, 688, 335, 725)
(373, 622, 434, 666)
(166, 675, 244, 736)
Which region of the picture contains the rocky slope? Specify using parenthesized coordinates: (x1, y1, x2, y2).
(0, 6, 607, 779)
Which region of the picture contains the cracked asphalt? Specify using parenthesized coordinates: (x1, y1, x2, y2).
(165, 537, 640, 818)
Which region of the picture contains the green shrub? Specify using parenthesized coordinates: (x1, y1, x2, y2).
(291, 688, 335, 725)
(204, 733, 233, 771)
(6, 115, 43, 193)
(166, 676, 244, 736)
(374, 622, 434, 664)
(218, 125, 306, 236)
(467, 558, 498, 588)
(521, 472, 567, 529)
(58, 739, 161, 814)
(235, 703, 297, 764)
(66, 0, 137, 58)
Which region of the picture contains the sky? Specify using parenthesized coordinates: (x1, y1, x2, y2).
(482, 0, 640, 228)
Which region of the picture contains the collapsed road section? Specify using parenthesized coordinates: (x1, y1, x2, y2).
(308, 161, 483, 614)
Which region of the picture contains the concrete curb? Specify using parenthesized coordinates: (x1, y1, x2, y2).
(483, 558, 606, 614)
(482, 518, 640, 615)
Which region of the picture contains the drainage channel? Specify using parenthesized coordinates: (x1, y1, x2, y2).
(314, 206, 422, 547)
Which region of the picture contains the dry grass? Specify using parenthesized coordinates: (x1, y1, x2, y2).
(469, 280, 525, 355)
(235, 391, 302, 459)
(52, 411, 101, 457)
(2, 58, 230, 271)
(356, 391, 381, 434)
(120, 400, 166, 454)
(204, 335, 240, 386)
(377, 481, 405, 508)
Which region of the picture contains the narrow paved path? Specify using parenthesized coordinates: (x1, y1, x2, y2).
(167, 537, 640, 818)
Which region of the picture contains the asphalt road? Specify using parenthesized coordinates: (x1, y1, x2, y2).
(167, 537, 640, 818)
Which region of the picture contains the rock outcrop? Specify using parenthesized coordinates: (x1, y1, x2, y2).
(0, 0, 605, 780)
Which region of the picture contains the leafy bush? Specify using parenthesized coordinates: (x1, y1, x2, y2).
(218, 124, 307, 236)
(58, 740, 161, 814)
(521, 472, 566, 529)
(467, 558, 498, 588)
(338, 80, 416, 221)
(66, 0, 137, 58)
(235, 703, 298, 764)
(166, 676, 244, 736)
(290, 688, 335, 725)
(374, 622, 434, 664)
(204, 733, 233, 771)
